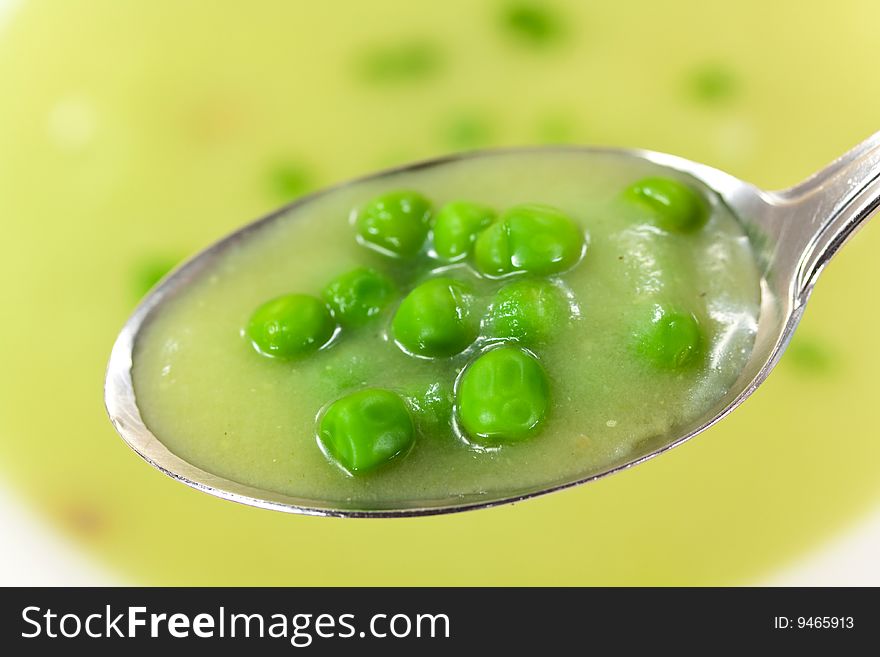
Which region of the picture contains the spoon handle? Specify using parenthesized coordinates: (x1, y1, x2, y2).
(772, 132, 880, 302)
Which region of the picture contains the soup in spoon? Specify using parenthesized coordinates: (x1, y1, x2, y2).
(131, 150, 760, 507)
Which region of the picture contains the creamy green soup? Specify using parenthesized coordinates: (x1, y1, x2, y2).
(131, 150, 760, 507)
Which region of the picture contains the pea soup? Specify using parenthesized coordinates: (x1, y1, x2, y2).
(131, 150, 761, 506)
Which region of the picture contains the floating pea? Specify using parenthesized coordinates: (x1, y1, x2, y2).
(318, 388, 414, 473)
(456, 345, 550, 444)
(488, 278, 568, 344)
(356, 190, 431, 257)
(473, 204, 584, 277)
(246, 294, 335, 359)
(632, 305, 703, 369)
(403, 380, 455, 431)
(623, 177, 709, 233)
(392, 277, 479, 358)
(322, 267, 396, 326)
(432, 201, 495, 261)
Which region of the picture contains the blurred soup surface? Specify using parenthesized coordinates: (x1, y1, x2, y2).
(0, 0, 878, 584)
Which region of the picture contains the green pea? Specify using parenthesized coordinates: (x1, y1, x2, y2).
(356, 190, 432, 257)
(623, 177, 710, 233)
(456, 346, 550, 444)
(246, 294, 335, 359)
(633, 305, 703, 369)
(403, 380, 454, 431)
(432, 201, 496, 261)
(392, 277, 478, 358)
(322, 267, 396, 326)
(318, 388, 415, 473)
(488, 279, 567, 344)
(473, 204, 584, 277)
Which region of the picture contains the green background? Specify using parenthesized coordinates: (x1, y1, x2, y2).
(0, 0, 877, 584)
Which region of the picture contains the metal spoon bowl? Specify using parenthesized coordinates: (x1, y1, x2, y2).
(104, 133, 880, 517)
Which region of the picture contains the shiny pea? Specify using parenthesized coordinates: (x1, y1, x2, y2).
(322, 267, 396, 326)
(392, 277, 479, 358)
(488, 278, 568, 344)
(356, 190, 431, 256)
(246, 293, 335, 359)
(633, 305, 703, 369)
(432, 200, 495, 261)
(623, 177, 709, 233)
(456, 346, 550, 444)
(473, 204, 584, 277)
(318, 388, 414, 473)
(404, 380, 454, 431)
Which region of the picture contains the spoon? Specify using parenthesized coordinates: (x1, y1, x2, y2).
(104, 132, 880, 517)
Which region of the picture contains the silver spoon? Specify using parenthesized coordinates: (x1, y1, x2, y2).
(104, 132, 880, 517)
